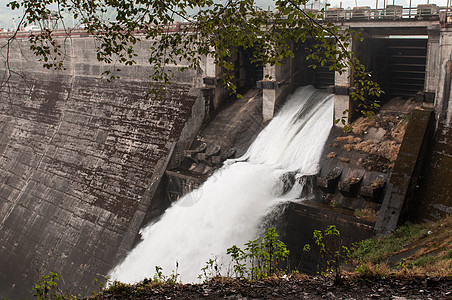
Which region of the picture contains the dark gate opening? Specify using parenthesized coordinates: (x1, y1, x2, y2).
(302, 39, 336, 90)
(359, 38, 427, 99)
(236, 47, 264, 95)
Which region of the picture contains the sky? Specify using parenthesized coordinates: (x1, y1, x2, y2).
(0, 0, 449, 29)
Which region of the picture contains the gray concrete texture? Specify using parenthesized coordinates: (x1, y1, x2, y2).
(0, 34, 206, 298)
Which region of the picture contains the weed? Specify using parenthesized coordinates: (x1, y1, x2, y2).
(33, 272, 77, 300)
(216, 227, 289, 281)
(93, 277, 109, 295)
(355, 262, 393, 277)
(226, 246, 246, 278)
(354, 217, 452, 277)
(153, 264, 180, 284)
(354, 222, 426, 263)
(199, 257, 221, 281)
(409, 256, 438, 268)
(354, 208, 378, 222)
(304, 225, 353, 282)
(103, 281, 134, 296)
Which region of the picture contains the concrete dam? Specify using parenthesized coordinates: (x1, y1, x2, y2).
(0, 9, 452, 297)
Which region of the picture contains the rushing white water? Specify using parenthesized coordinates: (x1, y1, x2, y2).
(109, 85, 333, 283)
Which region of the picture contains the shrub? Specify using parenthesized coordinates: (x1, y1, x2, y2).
(202, 227, 290, 281)
(304, 225, 353, 282)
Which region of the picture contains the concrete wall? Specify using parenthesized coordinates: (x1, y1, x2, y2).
(425, 25, 441, 96)
(0, 34, 207, 297)
(434, 27, 452, 126)
(412, 26, 452, 220)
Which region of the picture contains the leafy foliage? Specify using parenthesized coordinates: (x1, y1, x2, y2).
(33, 272, 77, 300)
(304, 225, 353, 282)
(199, 257, 222, 281)
(152, 264, 181, 284)
(225, 227, 290, 280)
(6, 0, 382, 111)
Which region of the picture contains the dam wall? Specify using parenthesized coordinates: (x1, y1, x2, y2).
(0, 19, 451, 297)
(0, 34, 210, 297)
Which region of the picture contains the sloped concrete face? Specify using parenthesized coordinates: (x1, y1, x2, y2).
(375, 109, 435, 233)
(0, 37, 201, 297)
(413, 124, 452, 220)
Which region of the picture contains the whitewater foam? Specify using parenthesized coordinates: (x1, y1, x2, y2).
(109, 85, 333, 283)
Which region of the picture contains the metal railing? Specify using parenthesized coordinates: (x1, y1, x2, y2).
(318, 5, 450, 22)
(0, 5, 450, 39)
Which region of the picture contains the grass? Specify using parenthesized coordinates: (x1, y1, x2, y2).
(354, 216, 452, 277)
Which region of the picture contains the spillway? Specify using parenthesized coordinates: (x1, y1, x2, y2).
(109, 85, 334, 283)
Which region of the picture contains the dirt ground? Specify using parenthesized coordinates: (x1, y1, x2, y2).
(93, 275, 451, 299)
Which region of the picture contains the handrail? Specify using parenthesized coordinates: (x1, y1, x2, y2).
(0, 5, 450, 39)
(322, 6, 449, 21)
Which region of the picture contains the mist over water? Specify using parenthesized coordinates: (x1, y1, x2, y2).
(109, 86, 334, 284)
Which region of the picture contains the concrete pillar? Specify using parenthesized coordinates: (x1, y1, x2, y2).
(424, 25, 440, 101)
(202, 53, 227, 109)
(263, 88, 277, 121)
(260, 52, 295, 122)
(434, 28, 452, 126)
(261, 63, 278, 122)
(204, 53, 217, 78)
(333, 28, 353, 127)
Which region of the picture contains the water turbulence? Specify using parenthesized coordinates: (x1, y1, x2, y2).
(109, 86, 334, 283)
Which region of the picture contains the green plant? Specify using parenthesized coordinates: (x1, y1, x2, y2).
(226, 245, 246, 278)
(152, 263, 180, 284)
(397, 258, 408, 270)
(198, 257, 221, 282)
(102, 281, 133, 296)
(304, 225, 353, 282)
(223, 227, 289, 281)
(444, 250, 452, 260)
(409, 256, 438, 268)
(33, 272, 76, 300)
(93, 276, 109, 295)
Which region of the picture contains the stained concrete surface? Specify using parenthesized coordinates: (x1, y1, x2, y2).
(0, 73, 198, 297)
(412, 124, 452, 220)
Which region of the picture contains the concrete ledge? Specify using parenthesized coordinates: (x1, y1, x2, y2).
(415, 91, 436, 103)
(203, 77, 219, 85)
(328, 85, 354, 95)
(257, 80, 280, 89)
